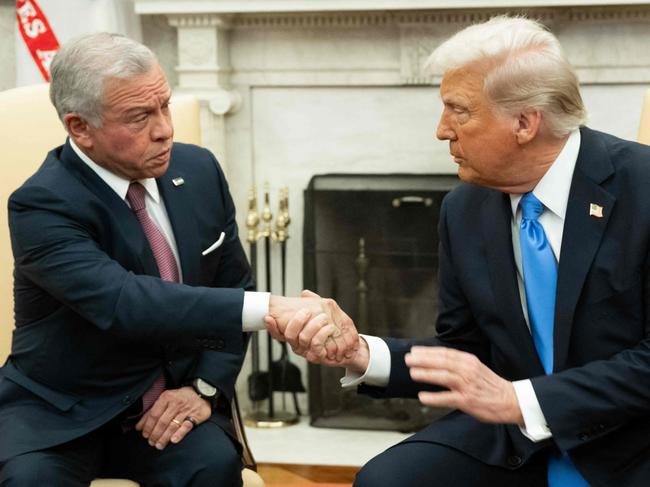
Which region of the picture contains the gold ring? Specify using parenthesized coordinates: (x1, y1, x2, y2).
(171, 418, 182, 427)
(184, 416, 198, 427)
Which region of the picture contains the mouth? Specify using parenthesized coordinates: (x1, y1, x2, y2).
(152, 148, 171, 160)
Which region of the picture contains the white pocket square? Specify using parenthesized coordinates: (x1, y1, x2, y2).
(202, 232, 225, 256)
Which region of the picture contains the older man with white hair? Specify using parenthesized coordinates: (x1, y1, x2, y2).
(277, 15, 650, 487)
(0, 32, 356, 486)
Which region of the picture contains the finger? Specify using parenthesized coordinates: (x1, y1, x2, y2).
(300, 289, 320, 298)
(305, 323, 339, 363)
(135, 410, 150, 433)
(411, 348, 484, 381)
(284, 309, 312, 348)
(409, 366, 461, 390)
(324, 300, 357, 361)
(137, 401, 167, 440)
(329, 327, 349, 362)
(154, 415, 185, 450)
(405, 348, 449, 370)
(295, 313, 329, 355)
(324, 336, 338, 362)
(417, 390, 460, 409)
(147, 401, 179, 447)
(171, 418, 194, 444)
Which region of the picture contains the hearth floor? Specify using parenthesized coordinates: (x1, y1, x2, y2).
(245, 417, 410, 466)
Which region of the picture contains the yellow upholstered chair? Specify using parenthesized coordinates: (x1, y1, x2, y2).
(638, 88, 650, 144)
(0, 84, 264, 487)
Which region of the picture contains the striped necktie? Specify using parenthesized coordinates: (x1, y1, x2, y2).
(126, 182, 179, 411)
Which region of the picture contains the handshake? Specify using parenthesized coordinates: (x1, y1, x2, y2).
(264, 290, 369, 375)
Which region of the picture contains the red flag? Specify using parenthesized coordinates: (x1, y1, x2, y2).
(14, 0, 141, 87)
(15, 0, 60, 82)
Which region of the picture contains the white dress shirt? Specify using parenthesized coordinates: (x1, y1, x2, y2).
(69, 140, 269, 332)
(342, 130, 582, 444)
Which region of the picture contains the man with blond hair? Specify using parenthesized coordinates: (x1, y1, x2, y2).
(277, 16, 650, 486)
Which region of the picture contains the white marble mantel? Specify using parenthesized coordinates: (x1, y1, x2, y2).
(136, 0, 650, 14)
(134, 1, 650, 412)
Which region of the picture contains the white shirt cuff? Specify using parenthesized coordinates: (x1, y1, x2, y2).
(340, 334, 391, 388)
(242, 291, 270, 331)
(513, 379, 552, 442)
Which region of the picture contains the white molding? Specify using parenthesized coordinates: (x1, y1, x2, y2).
(135, 0, 650, 15)
(231, 6, 650, 28)
(167, 13, 232, 28)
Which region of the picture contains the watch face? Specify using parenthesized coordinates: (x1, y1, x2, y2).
(195, 378, 218, 397)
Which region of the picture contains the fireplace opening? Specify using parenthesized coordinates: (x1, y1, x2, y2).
(303, 173, 459, 432)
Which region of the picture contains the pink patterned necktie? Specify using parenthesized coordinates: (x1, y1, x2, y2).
(126, 182, 180, 411)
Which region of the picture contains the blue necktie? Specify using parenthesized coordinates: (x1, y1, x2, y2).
(519, 192, 590, 487)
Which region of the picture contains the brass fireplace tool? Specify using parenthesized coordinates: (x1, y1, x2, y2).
(245, 184, 303, 428)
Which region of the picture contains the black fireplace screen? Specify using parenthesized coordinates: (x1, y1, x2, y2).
(303, 174, 459, 432)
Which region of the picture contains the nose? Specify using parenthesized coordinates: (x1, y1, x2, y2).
(436, 111, 455, 141)
(152, 110, 173, 141)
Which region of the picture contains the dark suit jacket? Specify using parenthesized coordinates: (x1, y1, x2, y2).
(360, 127, 650, 486)
(0, 140, 254, 463)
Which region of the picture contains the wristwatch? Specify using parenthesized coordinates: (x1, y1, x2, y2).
(192, 378, 219, 409)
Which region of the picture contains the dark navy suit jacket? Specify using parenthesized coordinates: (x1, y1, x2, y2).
(0, 140, 253, 462)
(361, 127, 650, 486)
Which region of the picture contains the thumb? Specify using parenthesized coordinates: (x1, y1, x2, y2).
(301, 289, 320, 298)
(264, 315, 284, 339)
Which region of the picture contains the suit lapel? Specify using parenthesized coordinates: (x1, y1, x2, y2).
(58, 141, 159, 277)
(157, 160, 201, 286)
(554, 127, 615, 370)
(481, 190, 543, 375)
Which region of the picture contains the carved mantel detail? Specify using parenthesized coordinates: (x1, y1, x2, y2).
(165, 13, 241, 170)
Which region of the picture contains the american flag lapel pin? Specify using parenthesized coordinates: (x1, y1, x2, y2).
(172, 177, 185, 187)
(589, 203, 603, 218)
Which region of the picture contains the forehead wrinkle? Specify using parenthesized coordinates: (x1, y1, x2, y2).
(441, 69, 490, 112)
(103, 71, 170, 112)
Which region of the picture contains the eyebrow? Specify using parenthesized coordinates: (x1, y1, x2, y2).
(123, 94, 172, 117)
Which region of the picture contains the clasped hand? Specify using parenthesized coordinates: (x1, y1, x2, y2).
(266, 290, 367, 370)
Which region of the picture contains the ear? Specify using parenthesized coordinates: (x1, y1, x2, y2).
(63, 113, 94, 150)
(514, 110, 542, 145)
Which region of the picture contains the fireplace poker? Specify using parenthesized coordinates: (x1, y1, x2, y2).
(261, 184, 275, 418)
(274, 188, 303, 415)
(245, 187, 262, 410)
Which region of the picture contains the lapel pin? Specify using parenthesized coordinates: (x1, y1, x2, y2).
(172, 177, 185, 187)
(589, 203, 603, 218)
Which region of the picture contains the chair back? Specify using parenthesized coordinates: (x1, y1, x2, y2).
(0, 84, 200, 360)
(0, 84, 262, 486)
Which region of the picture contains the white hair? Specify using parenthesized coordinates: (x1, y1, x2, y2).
(426, 16, 587, 137)
(49, 32, 158, 127)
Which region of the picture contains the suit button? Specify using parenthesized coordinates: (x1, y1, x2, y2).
(507, 455, 522, 467)
(122, 395, 132, 405)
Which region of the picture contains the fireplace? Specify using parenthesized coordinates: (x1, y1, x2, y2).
(303, 174, 458, 431)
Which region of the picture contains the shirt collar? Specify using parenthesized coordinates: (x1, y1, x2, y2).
(509, 129, 581, 220)
(69, 139, 160, 204)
